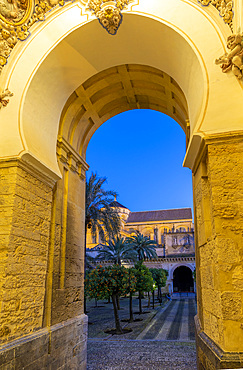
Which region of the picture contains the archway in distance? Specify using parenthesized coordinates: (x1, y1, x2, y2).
(173, 266, 194, 293)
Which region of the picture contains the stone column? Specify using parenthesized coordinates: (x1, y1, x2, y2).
(0, 153, 88, 369)
(46, 137, 89, 326)
(0, 159, 54, 344)
(194, 133, 243, 369)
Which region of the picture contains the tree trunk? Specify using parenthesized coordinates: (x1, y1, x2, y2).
(129, 292, 134, 322)
(159, 287, 162, 305)
(139, 290, 142, 314)
(147, 291, 150, 308)
(116, 295, 120, 310)
(112, 294, 123, 334)
(152, 290, 155, 309)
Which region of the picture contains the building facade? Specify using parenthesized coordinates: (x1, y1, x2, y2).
(87, 204, 196, 295)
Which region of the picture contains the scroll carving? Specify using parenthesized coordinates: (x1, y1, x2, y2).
(215, 33, 243, 79)
(0, 0, 70, 74)
(88, 0, 130, 35)
(198, 0, 233, 28)
(0, 0, 134, 75)
(0, 88, 13, 108)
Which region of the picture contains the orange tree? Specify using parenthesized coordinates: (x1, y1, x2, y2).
(149, 268, 168, 301)
(134, 261, 154, 314)
(85, 264, 136, 334)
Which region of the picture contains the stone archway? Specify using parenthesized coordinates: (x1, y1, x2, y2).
(173, 266, 194, 293)
(0, 2, 243, 369)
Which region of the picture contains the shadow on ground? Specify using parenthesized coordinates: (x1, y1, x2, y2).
(86, 296, 197, 369)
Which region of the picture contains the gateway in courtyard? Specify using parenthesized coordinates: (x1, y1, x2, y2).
(87, 205, 196, 296)
(0, 0, 243, 369)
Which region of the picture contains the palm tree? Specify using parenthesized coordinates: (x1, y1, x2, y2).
(97, 236, 137, 309)
(97, 236, 137, 265)
(84, 172, 121, 312)
(126, 232, 158, 314)
(125, 232, 158, 261)
(85, 172, 121, 243)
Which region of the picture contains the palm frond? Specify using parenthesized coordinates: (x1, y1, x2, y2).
(125, 232, 158, 261)
(85, 172, 121, 242)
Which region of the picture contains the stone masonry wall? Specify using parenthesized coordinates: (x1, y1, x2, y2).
(194, 134, 243, 356)
(0, 161, 53, 344)
(45, 162, 86, 326)
(0, 314, 88, 369)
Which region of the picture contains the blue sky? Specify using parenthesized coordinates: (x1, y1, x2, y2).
(86, 109, 193, 214)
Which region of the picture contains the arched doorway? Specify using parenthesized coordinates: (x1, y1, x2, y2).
(173, 266, 194, 293)
(0, 2, 243, 369)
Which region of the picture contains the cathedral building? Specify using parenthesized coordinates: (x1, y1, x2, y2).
(86, 202, 196, 296)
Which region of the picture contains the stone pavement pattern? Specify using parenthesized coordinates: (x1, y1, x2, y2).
(87, 340, 197, 369)
(87, 298, 197, 369)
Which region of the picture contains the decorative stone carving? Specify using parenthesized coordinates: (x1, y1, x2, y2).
(215, 33, 243, 79)
(0, 0, 133, 74)
(57, 136, 89, 179)
(198, 0, 233, 28)
(0, 0, 69, 74)
(88, 0, 130, 35)
(0, 88, 13, 108)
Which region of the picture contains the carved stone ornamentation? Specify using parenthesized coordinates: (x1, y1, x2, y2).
(0, 88, 13, 108)
(198, 0, 233, 28)
(215, 33, 243, 79)
(0, 0, 70, 74)
(88, 0, 130, 35)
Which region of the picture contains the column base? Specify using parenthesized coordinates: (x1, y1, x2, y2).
(0, 314, 88, 369)
(195, 315, 243, 369)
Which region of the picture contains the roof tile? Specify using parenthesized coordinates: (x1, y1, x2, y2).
(126, 208, 192, 223)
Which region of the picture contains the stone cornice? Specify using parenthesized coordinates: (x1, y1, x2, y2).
(57, 136, 89, 179)
(185, 131, 243, 174)
(92, 256, 196, 265)
(0, 157, 57, 187)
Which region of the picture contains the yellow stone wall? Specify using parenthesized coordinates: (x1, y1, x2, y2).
(0, 160, 53, 344)
(194, 133, 243, 353)
(41, 139, 88, 328)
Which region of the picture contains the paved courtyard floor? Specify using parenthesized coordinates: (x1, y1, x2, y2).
(87, 297, 197, 369)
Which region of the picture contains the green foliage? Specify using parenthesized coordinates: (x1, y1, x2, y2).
(149, 268, 168, 289)
(97, 236, 137, 265)
(134, 261, 154, 293)
(125, 232, 158, 261)
(85, 264, 136, 300)
(85, 172, 121, 242)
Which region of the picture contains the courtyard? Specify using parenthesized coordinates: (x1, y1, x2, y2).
(87, 296, 197, 369)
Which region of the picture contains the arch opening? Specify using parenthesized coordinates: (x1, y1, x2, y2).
(14, 11, 209, 178)
(59, 64, 189, 159)
(173, 266, 194, 293)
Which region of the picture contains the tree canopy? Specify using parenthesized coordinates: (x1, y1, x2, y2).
(149, 268, 168, 289)
(85, 172, 121, 242)
(97, 236, 137, 265)
(126, 232, 158, 261)
(85, 264, 136, 333)
(85, 264, 136, 301)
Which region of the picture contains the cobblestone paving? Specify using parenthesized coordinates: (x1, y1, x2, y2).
(87, 340, 197, 369)
(87, 297, 197, 369)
